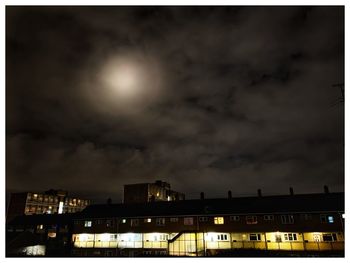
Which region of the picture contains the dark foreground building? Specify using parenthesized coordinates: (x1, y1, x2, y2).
(6, 189, 344, 257)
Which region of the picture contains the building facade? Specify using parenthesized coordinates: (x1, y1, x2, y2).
(6, 190, 345, 257)
(123, 180, 185, 204)
(7, 189, 90, 221)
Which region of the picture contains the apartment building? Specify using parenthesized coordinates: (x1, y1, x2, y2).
(123, 180, 185, 204)
(6, 189, 344, 257)
(71, 190, 344, 256)
(7, 189, 90, 221)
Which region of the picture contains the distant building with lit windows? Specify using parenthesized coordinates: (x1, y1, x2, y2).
(123, 180, 185, 204)
(7, 189, 90, 221)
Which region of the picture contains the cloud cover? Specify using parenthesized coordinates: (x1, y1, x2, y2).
(6, 6, 344, 202)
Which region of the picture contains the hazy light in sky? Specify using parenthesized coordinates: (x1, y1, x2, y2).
(88, 50, 164, 115)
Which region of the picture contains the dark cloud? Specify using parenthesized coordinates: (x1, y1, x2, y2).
(6, 6, 344, 202)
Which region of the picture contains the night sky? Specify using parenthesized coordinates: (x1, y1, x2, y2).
(6, 6, 344, 203)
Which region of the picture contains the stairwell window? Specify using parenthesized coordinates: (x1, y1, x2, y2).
(214, 217, 224, 224)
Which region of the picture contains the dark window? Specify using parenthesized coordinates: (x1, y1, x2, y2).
(246, 216, 258, 224)
(281, 215, 294, 224)
(249, 234, 261, 241)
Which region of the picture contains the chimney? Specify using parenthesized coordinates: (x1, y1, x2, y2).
(228, 190, 232, 199)
(257, 189, 262, 197)
(200, 192, 205, 200)
(289, 187, 294, 196)
(324, 185, 329, 194)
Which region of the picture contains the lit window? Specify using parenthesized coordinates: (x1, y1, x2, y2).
(230, 216, 240, 221)
(263, 215, 274, 221)
(170, 217, 178, 222)
(48, 231, 56, 238)
(214, 217, 224, 225)
(328, 216, 334, 224)
(184, 217, 194, 225)
(84, 221, 92, 227)
(249, 233, 261, 241)
(320, 214, 334, 224)
(37, 225, 44, 230)
(246, 216, 258, 224)
(156, 218, 165, 226)
(122, 219, 126, 224)
(281, 215, 294, 224)
(144, 218, 152, 223)
(284, 233, 298, 241)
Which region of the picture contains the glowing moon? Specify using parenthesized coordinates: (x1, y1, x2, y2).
(95, 51, 163, 114)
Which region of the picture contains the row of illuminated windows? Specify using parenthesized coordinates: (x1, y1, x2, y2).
(82, 214, 336, 228)
(26, 205, 83, 215)
(72, 232, 340, 245)
(27, 194, 88, 207)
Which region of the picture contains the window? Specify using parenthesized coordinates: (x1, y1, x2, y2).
(328, 216, 334, 223)
(320, 214, 334, 224)
(106, 219, 113, 227)
(130, 219, 139, 227)
(230, 216, 240, 221)
(284, 233, 297, 241)
(249, 234, 261, 241)
(281, 215, 294, 224)
(323, 233, 337, 242)
(275, 233, 282, 242)
(263, 215, 274, 221)
(300, 214, 312, 220)
(84, 221, 92, 227)
(246, 216, 257, 224)
(217, 234, 228, 241)
(199, 216, 208, 222)
(170, 217, 178, 223)
(37, 225, 44, 230)
(184, 217, 194, 225)
(156, 218, 165, 226)
(214, 217, 224, 224)
(144, 218, 152, 223)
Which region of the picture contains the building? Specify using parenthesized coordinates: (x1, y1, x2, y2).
(69, 190, 344, 257)
(7, 187, 344, 257)
(123, 180, 185, 204)
(7, 189, 90, 221)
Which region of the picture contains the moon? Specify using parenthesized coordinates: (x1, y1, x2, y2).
(97, 51, 163, 112)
